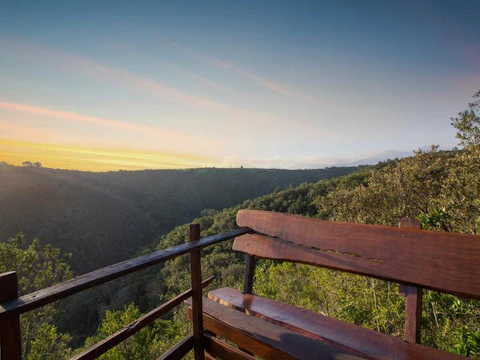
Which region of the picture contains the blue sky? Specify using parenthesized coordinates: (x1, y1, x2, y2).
(0, 0, 479, 170)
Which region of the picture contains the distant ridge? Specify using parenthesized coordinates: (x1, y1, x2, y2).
(338, 149, 414, 166)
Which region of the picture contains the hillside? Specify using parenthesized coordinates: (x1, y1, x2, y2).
(0, 165, 357, 273)
(4, 146, 480, 357)
(144, 146, 479, 358)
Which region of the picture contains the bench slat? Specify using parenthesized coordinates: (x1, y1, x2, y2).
(235, 210, 480, 299)
(208, 288, 467, 360)
(189, 297, 371, 360)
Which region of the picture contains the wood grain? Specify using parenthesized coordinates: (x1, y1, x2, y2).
(234, 210, 480, 299)
(0, 227, 250, 321)
(208, 287, 467, 360)
(0, 272, 21, 360)
(190, 297, 370, 360)
(398, 217, 423, 344)
(399, 285, 422, 344)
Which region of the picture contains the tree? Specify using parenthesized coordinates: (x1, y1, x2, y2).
(22, 161, 33, 167)
(0, 234, 73, 359)
(83, 303, 184, 359)
(451, 90, 480, 148)
(33, 162, 42, 168)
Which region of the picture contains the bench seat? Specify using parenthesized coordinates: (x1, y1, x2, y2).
(207, 287, 466, 360)
(189, 296, 371, 360)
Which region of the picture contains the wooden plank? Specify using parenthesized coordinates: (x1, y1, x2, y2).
(0, 227, 251, 321)
(0, 272, 21, 360)
(234, 210, 480, 299)
(203, 333, 255, 360)
(208, 287, 467, 360)
(73, 276, 213, 360)
(157, 334, 193, 360)
(190, 224, 204, 360)
(399, 285, 422, 344)
(398, 217, 423, 344)
(242, 255, 255, 294)
(189, 297, 370, 360)
(204, 351, 215, 360)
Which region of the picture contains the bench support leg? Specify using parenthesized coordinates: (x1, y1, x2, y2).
(399, 217, 422, 344)
(243, 255, 256, 294)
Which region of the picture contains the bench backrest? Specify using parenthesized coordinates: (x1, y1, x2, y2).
(233, 210, 480, 300)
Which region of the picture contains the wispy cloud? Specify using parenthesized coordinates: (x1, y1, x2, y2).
(0, 100, 224, 151)
(0, 36, 344, 153)
(180, 70, 233, 93)
(172, 43, 323, 105)
(0, 37, 276, 126)
(1, 120, 58, 141)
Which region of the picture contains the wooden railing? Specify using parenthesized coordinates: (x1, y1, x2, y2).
(0, 225, 251, 360)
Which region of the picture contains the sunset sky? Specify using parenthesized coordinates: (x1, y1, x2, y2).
(1, 1, 479, 171)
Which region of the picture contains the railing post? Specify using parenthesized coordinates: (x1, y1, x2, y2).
(0, 272, 22, 360)
(190, 224, 205, 360)
(398, 217, 423, 344)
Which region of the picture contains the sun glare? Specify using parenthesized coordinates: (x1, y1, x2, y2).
(0, 139, 218, 171)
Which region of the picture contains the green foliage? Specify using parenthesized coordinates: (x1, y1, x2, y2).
(0, 234, 73, 359)
(27, 324, 72, 360)
(0, 166, 354, 343)
(7, 144, 480, 357)
(148, 143, 480, 357)
(0, 234, 72, 294)
(451, 90, 480, 148)
(0, 166, 356, 274)
(453, 327, 480, 358)
(417, 208, 450, 231)
(254, 262, 405, 334)
(82, 303, 186, 359)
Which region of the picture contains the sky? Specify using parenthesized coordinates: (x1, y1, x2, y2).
(0, 0, 479, 171)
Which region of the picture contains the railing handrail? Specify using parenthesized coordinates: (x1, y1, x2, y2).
(72, 276, 215, 360)
(0, 227, 251, 321)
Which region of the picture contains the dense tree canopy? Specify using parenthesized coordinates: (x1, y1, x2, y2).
(0, 166, 356, 274)
(82, 303, 186, 359)
(451, 90, 480, 148)
(0, 234, 73, 359)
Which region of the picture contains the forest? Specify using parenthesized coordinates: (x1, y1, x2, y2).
(1, 90, 479, 359)
(0, 166, 355, 274)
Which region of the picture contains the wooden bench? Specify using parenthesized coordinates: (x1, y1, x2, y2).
(194, 210, 480, 359)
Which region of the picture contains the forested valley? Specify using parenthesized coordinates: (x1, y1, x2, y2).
(1, 91, 479, 359)
(0, 166, 355, 274)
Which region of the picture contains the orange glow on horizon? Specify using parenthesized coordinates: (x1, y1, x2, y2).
(0, 139, 219, 171)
